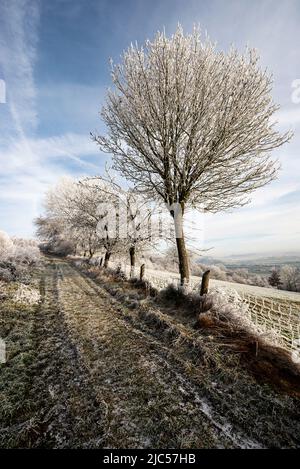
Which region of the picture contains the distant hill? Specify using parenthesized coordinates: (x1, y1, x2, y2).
(197, 254, 300, 276)
(198, 253, 300, 265)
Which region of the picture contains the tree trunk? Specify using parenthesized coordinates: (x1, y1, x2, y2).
(129, 246, 135, 278)
(104, 251, 111, 268)
(175, 235, 190, 285)
(88, 249, 94, 259)
(99, 257, 103, 267)
(171, 202, 190, 286)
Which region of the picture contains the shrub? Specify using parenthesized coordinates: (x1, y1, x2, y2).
(0, 231, 41, 283)
(0, 231, 14, 261)
(40, 239, 74, 257)
(0, 266, 15, 282)
(129, 277, 157, 297)
(279, 265, 300, 292)
(158, 283, 204, 315)
(11, 238, 40, 265)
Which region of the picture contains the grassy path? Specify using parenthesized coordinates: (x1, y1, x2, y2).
(53, 259, 236, 448)
(1, 257, 300, 448)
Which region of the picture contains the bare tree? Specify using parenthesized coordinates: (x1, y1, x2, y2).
(76, 177, 127, 267)
(82, 175, 162, 277)
(279, 265, 300, 292)
(0, 230, 14, 260)
(45, 177, 126, 266)
(93, 26, 291, 285)
(35, 215, 76, 257)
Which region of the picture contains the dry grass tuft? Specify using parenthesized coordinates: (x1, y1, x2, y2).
(197, 308, 300, 397)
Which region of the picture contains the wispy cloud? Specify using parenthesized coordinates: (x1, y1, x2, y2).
(0, 134, 104, 206)
(0, 0, 41, 235)
(275, 108, 300, 126)
(0, 0, 299, 254)
(0, 132, 104, 234)
(0, 133, 101, 174)
(0, 0, 40, 138)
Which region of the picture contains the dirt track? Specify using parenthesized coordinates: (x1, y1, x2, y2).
(1, 257, 300, 449)
(32, 258, 238, 448)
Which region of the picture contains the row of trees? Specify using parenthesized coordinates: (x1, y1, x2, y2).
(35, 180, 300, 293)
(269, 266, 300, 292)
(35, 176, 170, 276)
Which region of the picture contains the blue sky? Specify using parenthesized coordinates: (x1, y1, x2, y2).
(0, 0, 299, 256)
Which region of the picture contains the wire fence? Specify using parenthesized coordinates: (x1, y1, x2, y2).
(110, 261, 300, 357)
(238, 293, 300, 356)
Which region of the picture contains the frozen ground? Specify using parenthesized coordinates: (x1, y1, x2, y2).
(142, 265, 300, 303)
(1, 257, 299, 448)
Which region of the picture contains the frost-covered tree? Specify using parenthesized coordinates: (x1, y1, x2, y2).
(74, 177, 127, 267)
(37, 177, 128, 266)
(124, 190, 152, 277)
(93, 26, 291, 285)
(0, 231, 40, 283)
(36, 179, 84, 257)
(35, 215, 75, 257)
(10, 238, 40, 265)
(82, 176, 162, 276)
(36, 178, 79, 256)
(0, 230, 14, 260)
(279, 265, 300, 292)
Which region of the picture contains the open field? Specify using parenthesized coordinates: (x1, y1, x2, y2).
(132, 264, 300, 303)
(1, 256, 300, 448)
(201, 256, 300, 277)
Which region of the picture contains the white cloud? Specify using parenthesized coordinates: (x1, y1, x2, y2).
(0, 132, 103, 208)
(0, 0, 299, 254)
(275, 107, 300, 126)
(193, 194, 300, 257)
(0, 132, 106, 236)
(0, 0, 40, 137)
(0, 0, 42, 236)
(0, 133, 100, 174)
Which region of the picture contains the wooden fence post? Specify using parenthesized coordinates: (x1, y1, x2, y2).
(200, 270, 210, 296)
(140, 264, 145, 281)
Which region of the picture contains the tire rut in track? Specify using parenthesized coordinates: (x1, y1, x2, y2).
(26, 260, 104, 448)
(55, 259, 259, 449)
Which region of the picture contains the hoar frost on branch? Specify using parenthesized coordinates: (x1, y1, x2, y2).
(83, 175, 172, 276)
(0, 231, 40, 283)
(36, 177, 120, 264)
(36, 176, 164, 271)
(93, 25, 292, 285)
